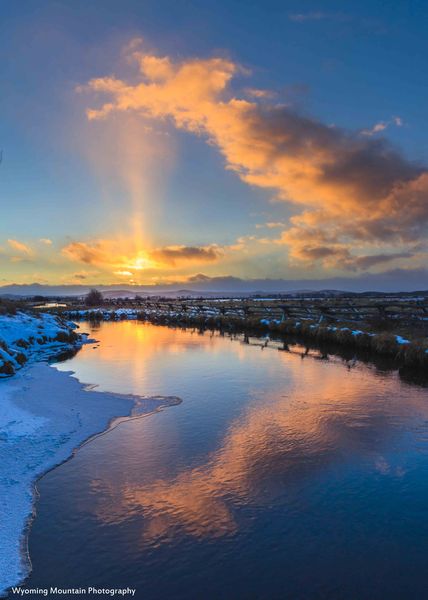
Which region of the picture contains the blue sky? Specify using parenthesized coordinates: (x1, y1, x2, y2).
(1, 0, 427, 288)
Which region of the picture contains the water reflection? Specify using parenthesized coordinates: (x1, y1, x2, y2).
(27, 321, 428, 599)
(58, 323, 428, 544)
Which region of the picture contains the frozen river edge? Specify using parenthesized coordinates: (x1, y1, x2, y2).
(0, 362, 181, 597)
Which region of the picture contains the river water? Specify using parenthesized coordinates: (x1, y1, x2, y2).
(23, 321, 428, 599)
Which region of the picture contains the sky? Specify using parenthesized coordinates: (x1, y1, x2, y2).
(1, 0, 428, 291)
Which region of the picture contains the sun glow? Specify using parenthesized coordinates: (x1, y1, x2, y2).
(125, 253, 156, 271)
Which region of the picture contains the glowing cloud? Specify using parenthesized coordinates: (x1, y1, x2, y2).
(8, 239, 33, 256)
(81, 46, 428, 271)
(62, 239, 223, 274)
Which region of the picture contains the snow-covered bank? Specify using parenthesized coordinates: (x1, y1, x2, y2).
(0, 312, 82, 376)
(0, 363, 181, 597)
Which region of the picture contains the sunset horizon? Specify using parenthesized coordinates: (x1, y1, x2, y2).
(2, 1, 428, 291)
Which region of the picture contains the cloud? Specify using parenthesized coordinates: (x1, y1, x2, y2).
(361, 122, 387, 136)
(351, 252, 414, 270)
(69, 270, 94, 281)
(8, 239, 33, 255)
(288, 12, 349, 23)
(245, 88, 276, 99)
(187, 273, 211, 282)
(360, 116, 403, 136)
(149, 245, 222, 266)
(62, 239, 223, 271)
(62, 240, 112, 265)
(82, 47, 428, 271)
(280, 224, 418, 270)
(39, 238, 53, 245)
(255, 221, 286, 229)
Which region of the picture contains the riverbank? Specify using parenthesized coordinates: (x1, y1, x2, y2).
(0, 359, 181, 597)
(64, 307, 428, 369)
(0, 312, 82, 377)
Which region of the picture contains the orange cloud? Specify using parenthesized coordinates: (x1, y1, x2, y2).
(62, 240, 119, 267)
(81, 46, 428, 271)
(62, 239, 223, 272)
(8, 239, 33, 255)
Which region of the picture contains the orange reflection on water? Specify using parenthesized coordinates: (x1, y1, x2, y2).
(76, 323, 427, 543)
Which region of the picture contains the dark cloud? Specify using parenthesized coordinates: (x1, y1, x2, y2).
(149, 245, 222, 266)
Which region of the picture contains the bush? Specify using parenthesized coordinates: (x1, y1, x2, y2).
(354, 332, 373, 349)
(316, 326, 334, 342)
(372, 333, 399, 355)
(15, 352, 27, 365)
(278, 319, 299, 335)
(55, 331, 78, 343)
(399, 342, 428, 367)
(0, 361, 15, 375)
(0, 299, 18, 315)
(15, 338, 30, 349)
(335, 329, 356, 346)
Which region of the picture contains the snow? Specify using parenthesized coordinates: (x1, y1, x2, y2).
(0, 362, 181, 596)
(0, 312, 82, 377)
(395, 335, 410, 345)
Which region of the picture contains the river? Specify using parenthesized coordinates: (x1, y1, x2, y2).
(22, 321, 428, 599)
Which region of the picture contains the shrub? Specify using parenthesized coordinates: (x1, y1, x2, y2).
(354, 332, 373, 349)
(278, 319, 299, 335)
(15, 352, 27, 365)
(300, 321, 317, 337)
(15, 338, 30, 349)
(316, 327, 334, 342)
(0, 361, 15, 375)
(335, 329, 356, 346)
(0, 299, 17, 315)
(399, 342, 428, 367)
(372, 333, 399, 355)
(55, 331, 78, 343)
